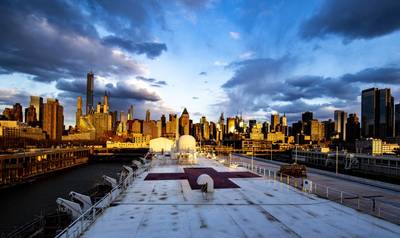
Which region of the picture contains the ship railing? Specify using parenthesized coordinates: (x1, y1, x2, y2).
(55, 165, 149, 238)
(225, 159, 400, 225)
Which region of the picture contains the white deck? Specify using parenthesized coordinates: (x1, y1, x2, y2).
(82, 157, 400, 238)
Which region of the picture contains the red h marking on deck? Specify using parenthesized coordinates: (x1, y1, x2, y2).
(144, 167, 260, 189)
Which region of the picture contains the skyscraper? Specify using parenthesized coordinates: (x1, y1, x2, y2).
(30, 96, 43, 127)
(346, 113, 360, 143)
(322, 119, 335, 141)
(248, 119, 257, 130)
(361, 88, 394, 138)
(76, 96, 82, 128)
(13, 103, 23, 122)
(334, 110, 347, 141)
(165, 114, 178, 139)
(395, 103, 400, 137)
(127, 105, 134, 120)
(226, 117, 235, 134)
(310, 119, 321, 142)
(179, 108, 190, 135)
(145, 109, 151, 122)
(200, 116, 210, 140)
(103, 92, 109, 113)
(25, 105, 37, 127)
(43, 98, 63, 141)
(86, 71, 94, 114)
(271, 113, 279, 132)
(302, 111, 313, 122)
(280, 113, 288, 136)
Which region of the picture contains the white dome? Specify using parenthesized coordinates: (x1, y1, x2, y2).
(149, 137, 174, 152)
(177, 135, 196, 152)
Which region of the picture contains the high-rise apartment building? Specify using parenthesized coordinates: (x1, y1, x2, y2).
(200, 116, 210, 141)
(271, 114, 279, 132)
(145, 109, 151, 122)
(25, 105, 37, 127)
(395, 103, 400, 137)
(179, 108, 190, 135)
(334, 110, 347, 141)
(43, 98, 63, 141)
(161, 114, 166, 136)
(103, 92, 109, 113)
(13, 103, 23, 122)
(346, 113, 360, 143)
(165, 114, 178, 139)
(310, 119, 321, 142)
(280, 113, 288, 136)
(226, 117, 236, 134)
(30, 96, 43, 127)
(76, 96, 82, 128)
(127, 105, 134, 120)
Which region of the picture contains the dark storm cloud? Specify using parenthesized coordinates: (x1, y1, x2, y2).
(136, 76, 168, 87)
(199, 72, 207, 76)
(155, 80, 167, 86)
(0, 0, 167, 83)
(342, 67, 400, 84)
(56, 79, 160, 102)
(300, 0, 400, 40)
(103, 36, 167, 59)
(283, 76, 359, 101)
(222, 57, 292, 89)
(221, 57, 399, 119)
(136, 76, 157, 83)
(87, 0, 167, 38)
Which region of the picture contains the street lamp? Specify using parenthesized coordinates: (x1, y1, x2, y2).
(270, 143, 272, 161)
(336, 146, 339, 174)
(295, 133, 299, 164)
(251, 145, 254, 171)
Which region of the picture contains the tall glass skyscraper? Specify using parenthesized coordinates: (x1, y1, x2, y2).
(334, 110, 347, 141)
(30, 96, 43, 127)
(86, 71, 94, 114)
(361, 88, 394, 139)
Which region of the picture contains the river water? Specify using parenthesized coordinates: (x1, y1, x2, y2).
(0, 161, 129, 235)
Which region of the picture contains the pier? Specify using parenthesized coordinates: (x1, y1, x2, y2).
(0, 148, 90, 188)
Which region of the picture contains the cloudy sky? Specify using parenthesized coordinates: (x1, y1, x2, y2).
(1, 0, 400, 125)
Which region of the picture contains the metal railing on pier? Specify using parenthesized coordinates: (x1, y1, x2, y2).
(55, 164, 151, 238)
(215, 157, 400, 225)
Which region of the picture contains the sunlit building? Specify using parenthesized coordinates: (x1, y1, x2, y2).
(30, 96, 43, 127)
(76, 96, 82, 129)
(25, 105, 37, 127)
(227, 117, 235, 134)
(179, 108, 190, 135)
(0, 120, 46, 140)
(266, 131, 285, 143)
(334, 110, 347, 141)
(271, 113, 279, 132)
(42, 98, 63, 141)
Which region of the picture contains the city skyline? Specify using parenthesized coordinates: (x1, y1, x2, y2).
(1, 1, 400, 125)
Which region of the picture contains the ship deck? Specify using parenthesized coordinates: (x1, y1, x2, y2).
(82, 157, 400, 238)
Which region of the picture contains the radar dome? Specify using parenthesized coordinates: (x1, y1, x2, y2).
(177, 135, 196, 152)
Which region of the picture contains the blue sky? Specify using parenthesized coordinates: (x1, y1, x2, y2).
(1, 0, 400, 126)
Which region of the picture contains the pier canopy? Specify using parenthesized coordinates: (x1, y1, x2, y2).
(177, 135, 196, 152)
(149, 137, 173, 153)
